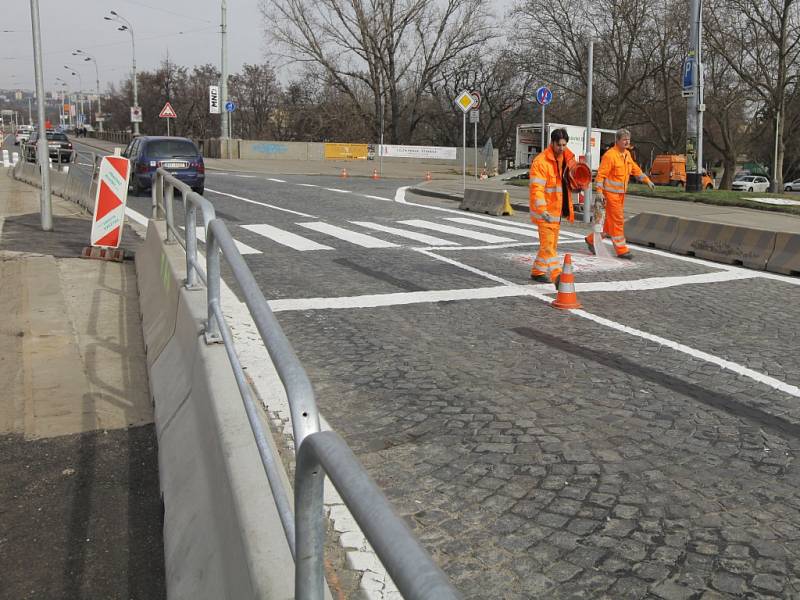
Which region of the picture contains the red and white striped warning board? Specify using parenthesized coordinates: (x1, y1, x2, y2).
(90, 155, 131, 248)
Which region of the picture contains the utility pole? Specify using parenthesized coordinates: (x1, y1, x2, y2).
(220, 0, 229, 157)
(29, 0, 52, 230)
(28, 97, 32, 124)
(686, 0, 704, 191)
(583, 39, 594, 224)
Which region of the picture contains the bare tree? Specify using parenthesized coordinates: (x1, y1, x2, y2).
(261, 0, 494, 143)
(705, 0, 800, 189)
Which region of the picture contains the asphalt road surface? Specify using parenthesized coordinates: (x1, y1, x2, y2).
(26, 135, 800, 598)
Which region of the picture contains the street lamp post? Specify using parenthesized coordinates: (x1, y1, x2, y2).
(74, 50, 103, 132)
(29, 0, 52, 230)
(64, 66, 84, 128)
(55, 78, 68, 128)
(105, 11, 138, 135)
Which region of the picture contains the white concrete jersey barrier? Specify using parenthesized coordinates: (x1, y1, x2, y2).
(136, 220, 295, 599)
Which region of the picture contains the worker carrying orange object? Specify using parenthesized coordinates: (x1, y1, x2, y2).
(585, 128, 654, 259)
(529, 128, 587, 287)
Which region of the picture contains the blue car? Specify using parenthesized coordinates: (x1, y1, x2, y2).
(122, 136, 205, 195)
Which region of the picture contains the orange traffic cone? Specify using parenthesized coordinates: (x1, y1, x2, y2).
(424, 171, 432, 181)
(340, 167, 348, 178)
(372, 168, 380, 180)
(551, 254, 582, 310)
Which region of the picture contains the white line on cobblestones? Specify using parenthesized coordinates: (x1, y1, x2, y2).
(205, 188, 317, 218)
(572, 309, 800, 398)
(267, 178, 286, 183)
(575, 269, 758, 292)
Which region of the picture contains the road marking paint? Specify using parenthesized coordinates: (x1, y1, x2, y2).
(125, 207, 148, 226)
(241, 223, 333, 251)
(269, 284, 537, 312)
(445, 216, 539, 237)
(235, 174, 257, 178)
(324, 188, 351, 194)
(350, 221, 460, 245)
(415, 249, 515, 285)
(362, 194, 393, 202)
(298, 222, 399, 248)
(399, 219, 516, 243)
(205, 187, 317, 218)
(190, 226, 261, 255)
(572, 309, 800, 398)
(297, 183, 318, 188)
(574, 270, 758, 291)
(426, 241, 534, 251)
(267, 178, 286, 183)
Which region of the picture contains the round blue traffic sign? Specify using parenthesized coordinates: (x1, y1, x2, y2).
(536, 86, 553, 106)
(225, 101, 236, 112)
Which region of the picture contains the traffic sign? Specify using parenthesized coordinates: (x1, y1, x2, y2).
(536, 86, 553, 106)
(159, 102, 177, 119)
(225, 100, 236, 113)
(683, 56, 695, 91)
(130, 106, 142, 123)
(455, 90, 476, 113)
(470, 90, 481, 110)
(209, 85, 220, 114)
(470, 110, 480, 124)
(90, 155, 131, 248)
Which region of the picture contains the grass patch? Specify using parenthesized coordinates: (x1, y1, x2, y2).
(505, 178, 800, 216)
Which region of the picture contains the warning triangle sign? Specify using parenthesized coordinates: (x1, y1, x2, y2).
(159, 101, 177, 118)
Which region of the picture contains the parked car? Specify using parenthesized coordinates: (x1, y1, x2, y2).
(23, 130, 74, 163)
(122, 136, 205, 195)
(784, 179, 800, 192)
(14, 126, 33, 145)
(731, 175, 770, 192)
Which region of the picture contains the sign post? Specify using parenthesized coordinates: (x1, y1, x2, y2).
(536, 86, 553, 153)
(455, 90, 477, 190)
(159, 101, 177, 135)
(471, 91, 481, 179)
(225, 100, 236, 140)
(89, 155, 131, 250)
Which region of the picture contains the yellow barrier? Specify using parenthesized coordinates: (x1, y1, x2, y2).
(324, 143, 369, 160)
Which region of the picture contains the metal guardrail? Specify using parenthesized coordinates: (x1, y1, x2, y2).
(152, 167, 461, 600)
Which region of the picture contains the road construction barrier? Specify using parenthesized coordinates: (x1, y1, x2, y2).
(459, 188, 513, 216)
(624, 213, 680, 250)
(766, 231, 800, 275)
(670, 220, 776, 269)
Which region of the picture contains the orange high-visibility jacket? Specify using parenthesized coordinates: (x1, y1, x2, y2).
(529, 146, 576, 224)
(595, 145, 651, 196)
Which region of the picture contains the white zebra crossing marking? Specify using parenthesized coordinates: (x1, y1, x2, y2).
(179, 226, 262, 255)
(241, 223, 333, 251)
(350, 221, 460, 246)
(445, 217, 539, 238)
(297, 222, 399, 248)
(205, 188, 317, 218)
(397, 220, 515, 243)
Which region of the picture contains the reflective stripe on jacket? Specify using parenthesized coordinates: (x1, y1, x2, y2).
(595, 145, 651, 195)
(529, 146, 576, 224)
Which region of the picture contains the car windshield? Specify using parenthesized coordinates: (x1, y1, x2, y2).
(739, 177, 756, 182)
(46, 133, 68, 141)
(147, 140, 197, 159)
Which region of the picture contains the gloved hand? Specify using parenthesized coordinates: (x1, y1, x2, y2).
(647, 180, 655, 191)
(541, 212, 557, 223)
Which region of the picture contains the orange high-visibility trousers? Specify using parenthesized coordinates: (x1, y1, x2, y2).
(585, 191, 629, 256)
(531, 222, 562, 281)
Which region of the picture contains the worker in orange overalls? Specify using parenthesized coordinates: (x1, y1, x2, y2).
(586, 128, 654, 259)
(529, 128, 577, 287)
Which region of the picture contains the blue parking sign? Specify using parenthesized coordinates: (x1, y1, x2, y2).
(683, 56, 695, 90)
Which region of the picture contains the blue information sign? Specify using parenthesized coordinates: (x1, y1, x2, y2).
(682, 56, 695, 90)
(536, 86, 553, 106)
(225, 100, 236, 112)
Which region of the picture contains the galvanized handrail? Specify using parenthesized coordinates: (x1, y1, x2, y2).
(153, 166, 462, 600)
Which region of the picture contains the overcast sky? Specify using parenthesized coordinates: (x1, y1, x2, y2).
(3, 0, 515, 96)
(2, 0, 271, 93)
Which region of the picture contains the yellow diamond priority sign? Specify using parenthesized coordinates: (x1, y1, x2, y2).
(455, 90, 476, 113)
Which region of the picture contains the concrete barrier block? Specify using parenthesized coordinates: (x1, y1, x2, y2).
(670, 220, 776, 269)
(460, 188, 511, 216)
(767, 231, 800, 275)
(625, 212, 680, 250)
(135, 220, 184, 365)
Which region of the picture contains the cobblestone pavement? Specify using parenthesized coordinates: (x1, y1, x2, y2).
(125, 171, 800, 598)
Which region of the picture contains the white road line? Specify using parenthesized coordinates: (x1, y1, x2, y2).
(205, 188, 317, 218)
(399, 219, 516, 243)
(241, 223, 333, 251)
(363, 194, 393, 202)
(445, 216, 539, 238)
(324, 188, 351, 194)
(415, 249, 515, 285)
(573, 309, 800, 399)
(267, 178, 286, 183)
(191, 226, 261, 255)
(297, 183, 318, 188)
(425, 241, 535, 251)
(269, 285, 540, 312)
(298, 222, 399, 248)
(235, 174, 257, 178)
(574, 270, 759, 292)
(350, 221, 460, 246)
(125, 207, 148, 226)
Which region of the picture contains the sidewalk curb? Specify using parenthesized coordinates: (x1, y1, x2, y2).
(409, 184, 530, 214)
